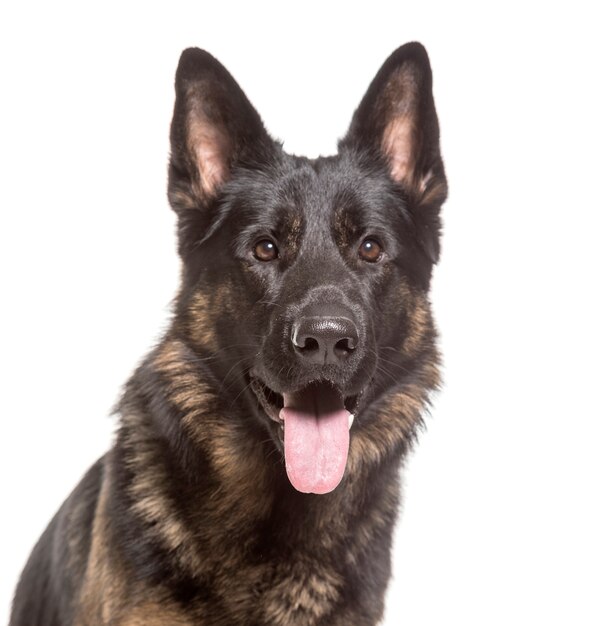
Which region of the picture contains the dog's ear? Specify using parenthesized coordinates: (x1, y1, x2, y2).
(168, 49, 275, 212)
(340, 42, 447, 262)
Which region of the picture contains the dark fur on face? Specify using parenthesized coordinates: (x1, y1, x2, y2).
(11, 42, 447, 626)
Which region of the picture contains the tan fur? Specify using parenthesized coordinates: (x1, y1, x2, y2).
(345, 476, 400, 566)
(186, 281, 235, 353)
(333, 209, 357, 251)
(126, 423, 203, 574)
(75, 472, 193, 625)
(155, 339, 270, 493)
(75, 464, 128, 624)
(123, 339, 275, 579)
(349, 357, 439, 471)
(119, 604, 196, 626)
(286, 214, 303, 254)
(415, 173, 448, 207)
(398, 281, 432, 357)
(168, 186, 198, 211)
(261, 561, 342, 625)
(187, 291, 219, 352)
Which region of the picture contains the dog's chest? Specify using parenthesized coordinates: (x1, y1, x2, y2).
(233, 560, 343, 625)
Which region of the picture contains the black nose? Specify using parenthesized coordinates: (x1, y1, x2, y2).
(291, 316, 359, 365)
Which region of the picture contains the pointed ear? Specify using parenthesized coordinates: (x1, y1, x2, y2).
(340, 43, 447, 261)
(168, 48, 275, 211)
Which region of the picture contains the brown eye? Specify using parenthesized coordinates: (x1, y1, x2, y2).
(254, 239, 279, 261)
(358, 238, 383, 262)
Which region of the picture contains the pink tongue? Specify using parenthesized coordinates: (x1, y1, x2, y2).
(280, 385, 350, 495)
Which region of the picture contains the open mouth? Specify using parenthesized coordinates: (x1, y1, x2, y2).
(249, 377, 361, 424)
(249, 376, 363, 495)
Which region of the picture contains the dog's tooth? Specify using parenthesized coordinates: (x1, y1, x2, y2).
(349, 414, 354, 429)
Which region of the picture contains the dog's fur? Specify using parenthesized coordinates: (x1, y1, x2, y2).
(11, 42, 447, 625)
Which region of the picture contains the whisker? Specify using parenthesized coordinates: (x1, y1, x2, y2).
(218, 356, 255, 395)
(255, 299, 282, 308)
(375, 363, 402, 386)
(184, 343, 261, 364)
(373, 347, 415, 376)
(229, 374, 255, 409)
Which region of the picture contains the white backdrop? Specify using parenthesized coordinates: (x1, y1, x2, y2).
(1, 2, 595, 624)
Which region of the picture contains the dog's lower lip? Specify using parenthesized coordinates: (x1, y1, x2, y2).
(249, 376, 284, 423)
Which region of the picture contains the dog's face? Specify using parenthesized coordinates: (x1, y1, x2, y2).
(168, 44, 446, 494)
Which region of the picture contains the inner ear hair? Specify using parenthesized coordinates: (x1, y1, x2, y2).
(382, 114, 416, 188)
(186, 98, 232, 200)
(379, 61, 427, 195)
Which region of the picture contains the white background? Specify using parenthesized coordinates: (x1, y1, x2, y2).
(1, 2, 595, 624)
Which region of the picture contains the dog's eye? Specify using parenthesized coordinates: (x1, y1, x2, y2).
(358, 238, 383, 262)
(254, 239, 279, 262)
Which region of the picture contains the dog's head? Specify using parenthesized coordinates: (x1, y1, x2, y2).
(167, 44, 446, 494)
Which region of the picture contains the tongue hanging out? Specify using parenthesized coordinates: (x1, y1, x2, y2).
(280, 382, 351, 495)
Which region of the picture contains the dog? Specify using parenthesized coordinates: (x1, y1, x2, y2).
(10, 42, 447, 625)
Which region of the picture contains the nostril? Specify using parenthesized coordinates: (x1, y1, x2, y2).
(334, 337, 356, 355)
(302, 337, 319, 352)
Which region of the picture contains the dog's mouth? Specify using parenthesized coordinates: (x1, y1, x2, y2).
(249, 376, 363, 495)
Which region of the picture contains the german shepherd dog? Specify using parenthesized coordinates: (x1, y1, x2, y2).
(11, 42, 447, 625)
